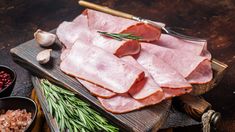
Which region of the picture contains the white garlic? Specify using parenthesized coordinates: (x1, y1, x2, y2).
(36, 49, 52, 64)
(34, 29, 56, 47)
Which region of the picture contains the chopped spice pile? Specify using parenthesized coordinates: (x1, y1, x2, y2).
(0, 109, 32, 132)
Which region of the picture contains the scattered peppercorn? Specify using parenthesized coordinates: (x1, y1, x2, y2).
(0, 71, 12, 91)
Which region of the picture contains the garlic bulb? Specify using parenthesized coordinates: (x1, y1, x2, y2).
(36, 49, 52, 64)
(34, 29, 56, 47)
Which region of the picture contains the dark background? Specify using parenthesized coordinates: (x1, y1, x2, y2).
(0, 0, 235, 131)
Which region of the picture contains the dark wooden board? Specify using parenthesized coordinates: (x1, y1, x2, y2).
(10, 30, 228, 131)
(10, 39, 171, 132)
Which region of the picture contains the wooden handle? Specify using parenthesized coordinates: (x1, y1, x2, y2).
(174, 94, 221, 128)
(177, 95, 211, 120)
(79, 0, 134, 19)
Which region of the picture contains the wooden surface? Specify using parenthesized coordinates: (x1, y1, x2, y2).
(1, 0, 235, 131)
(176, 95, 212, 120)
(10, 38, 172, 132)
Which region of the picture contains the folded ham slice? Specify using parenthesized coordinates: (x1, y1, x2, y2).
(60, 40, 145, 93)
(186, 59, 213, 83)
(121, 56, 163, 100)
(77, 75, 164, 113)
(136, 50, 192, 97)
(77, 78, 116, 98)
(57, 14, 89, 49)
(152, 34, 211, 59)
(91, 34, 140, 57)
(98, 92, 164, 114)
(86, 9, 161, 42)
(76, 56, 163, 100)
(57, 14, 140, 58)
(57, 9, 214, 114)
(141, 43, 213, 84)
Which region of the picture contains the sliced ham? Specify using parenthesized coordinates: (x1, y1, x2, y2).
(162, 88, 190, 99)
(76, 56, 164, 100)
(86, 9, 136, 32)
(121, 56, 163, 100)
(60, 40, 145, 93)
(141, 43, 213, 84)
(91, 34, 140, 57)
(56, 14, 89, 49)
(57, 14, 140, 58)
(120, 23, 161, 42)
(77, 78, 116, 98)
(60, 48, 70, 60)
(86, 9, 161, 42)
(98, 92, 164, 114)
(186, 59, 213, 83)
(136, 50, 192, 97)
(56, 9, 215, 114)
(152, 34, 211, 59)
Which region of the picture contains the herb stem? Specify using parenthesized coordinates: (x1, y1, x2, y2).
(98, 31, 141, 41)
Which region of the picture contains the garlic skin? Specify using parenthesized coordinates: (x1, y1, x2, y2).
(34, 29, 56, 47)
(36, 49, 52, 64)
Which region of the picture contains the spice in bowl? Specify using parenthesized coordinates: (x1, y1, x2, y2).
(0, 109, 32, 131)
(0, 70, 12, 91)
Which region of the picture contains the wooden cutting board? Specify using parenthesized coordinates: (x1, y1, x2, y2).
(10, 30, 227, 131)
(10, 38, 172, 132)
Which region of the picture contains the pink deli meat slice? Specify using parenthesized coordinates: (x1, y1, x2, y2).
(86, 9, 161, 42)
(75, 56, 164, 100)
(77, 78, 116, 98)
(152, 34, 211, 59)
(60, 40, 145, 93)
(57, 15, 140, 58)
(60, 48, 71, 60)
(141, 43, 213, 84)
(121, 56, 163, 100)
(186, 59, 213, 83)
(56, 14, 89, 49)
(136, 50, 192, 98)
(91, 34, 140, 57)
(162, 88, 190, 99)
(98, 92, 164, 114)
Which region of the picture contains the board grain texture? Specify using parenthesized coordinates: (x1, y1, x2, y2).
(10, 38, 172, 132)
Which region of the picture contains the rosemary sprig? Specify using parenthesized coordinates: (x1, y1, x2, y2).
(98, 31, 142, 41)
(40, 79, 118, 132)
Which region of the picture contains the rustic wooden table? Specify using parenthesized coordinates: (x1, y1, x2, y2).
(1, 0, 235, 131)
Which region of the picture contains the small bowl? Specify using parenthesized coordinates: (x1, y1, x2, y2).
(0, 96, 37, 131)
(0, 65, 17, 97)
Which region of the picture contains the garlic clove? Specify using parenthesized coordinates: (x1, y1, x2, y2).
(34, 29, 56, 47)
(36, 49, 52, 64)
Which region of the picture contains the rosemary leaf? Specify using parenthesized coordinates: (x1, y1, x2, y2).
(81, 128, 86, 132)
(47, 98, 53, 115)
(55, 109, 59, 124)
(74, 125, 78, 132)
(60, 115, 65, 131)
(98, 31, 141, 41)
(65, 120, 73, 132)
